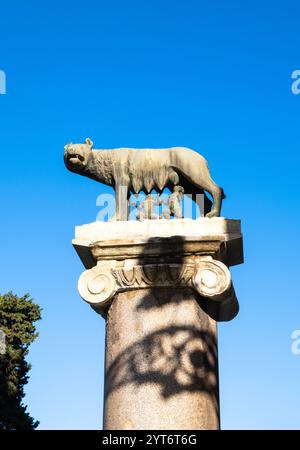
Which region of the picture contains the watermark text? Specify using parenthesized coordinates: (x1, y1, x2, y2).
(0, 70, 6, 95)
(291, 70, 300, 95)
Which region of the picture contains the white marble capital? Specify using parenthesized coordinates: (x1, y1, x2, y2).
(73, 218, 243, 319)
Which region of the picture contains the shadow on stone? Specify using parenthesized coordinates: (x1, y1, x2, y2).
(134, 236, 238, 322)
(104, 324, 219, 416)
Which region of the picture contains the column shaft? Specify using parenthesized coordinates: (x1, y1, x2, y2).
(103, 288, 219, 430)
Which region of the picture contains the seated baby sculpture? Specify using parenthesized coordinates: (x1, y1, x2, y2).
(134, 194, 160, 221)
(162, 186, 184, 219)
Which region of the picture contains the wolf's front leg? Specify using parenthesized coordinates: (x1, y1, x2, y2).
(115, 183, 129, 220)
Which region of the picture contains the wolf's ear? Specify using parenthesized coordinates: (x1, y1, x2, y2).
(85, 138, 93, 148)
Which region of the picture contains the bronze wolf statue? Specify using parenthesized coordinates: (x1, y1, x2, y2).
(64, 138, 225, 220)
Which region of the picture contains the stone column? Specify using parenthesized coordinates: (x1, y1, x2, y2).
(73, 218, 243, 430)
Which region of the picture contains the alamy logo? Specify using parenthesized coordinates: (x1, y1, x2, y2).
(0, 70, 6, 95)
(95, 191, 205, 222)
(291, 330, 300, 355)
(291, 70, 300, 95)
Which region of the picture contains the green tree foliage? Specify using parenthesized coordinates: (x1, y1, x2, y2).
(0, 292, 41, 430)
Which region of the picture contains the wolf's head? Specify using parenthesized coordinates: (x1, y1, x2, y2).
(64, 138, 93, 173)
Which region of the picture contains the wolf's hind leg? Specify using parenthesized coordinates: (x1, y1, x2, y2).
(204, 182, 223, 218)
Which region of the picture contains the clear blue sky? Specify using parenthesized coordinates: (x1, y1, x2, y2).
(0, 0, 300, 429)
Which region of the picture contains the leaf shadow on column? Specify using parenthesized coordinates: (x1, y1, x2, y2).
(104, 323, 219, 416)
